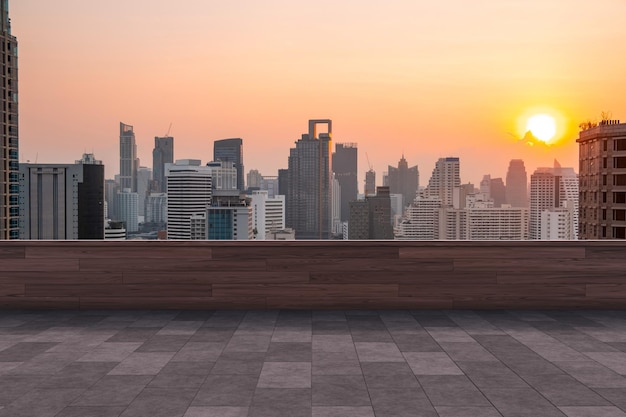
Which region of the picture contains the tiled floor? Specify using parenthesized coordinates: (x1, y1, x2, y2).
(0, 310, 625, 417)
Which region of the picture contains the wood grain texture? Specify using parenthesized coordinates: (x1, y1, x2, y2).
(0, 240, 624, 309)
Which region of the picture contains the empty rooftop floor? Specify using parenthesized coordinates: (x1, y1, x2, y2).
(0, 309, 625, 417)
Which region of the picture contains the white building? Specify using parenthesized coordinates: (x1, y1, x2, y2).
(206, 205, 253, 240)
(248, 190, 285, 240)
(137, 166, 152, 223)
(540, 202, 576, 240)
(530, 165, 578, 240)
(440, 205, 529, 240)
(390, 193, 404, 223)
(423, 157, 461, 207)
(206, 161, 237, 192)
(116, 188, 139, 233)
(104, 220, 126, 240)
(166, 160, 212, 240)
(145, 192, 167, 225)
(394, 197, 441, 240)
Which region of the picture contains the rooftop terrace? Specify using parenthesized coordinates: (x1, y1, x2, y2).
(1, 309, 626, 416)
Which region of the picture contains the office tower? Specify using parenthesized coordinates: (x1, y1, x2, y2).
(491, 178, 506, 208)
(278, 169, 289, 197)
(368, 186, 393, 239)
(506, 159, 528, 207)
(115, 189, 139, 233)
(480, 175, 492, 198)
(104, 179, 119, 220)
(202, 194, 252, 240)
(394, 197, 441, 240)
(260, 176, 279, 198)
(152, 136, 173, 193)
(331, 175, 342, 236)
(286, 119, 333, 239)
(214, 138, 244, 191)
(452, 183, 476, 209)
(19, 157, 105, 239)
(389, 194, 403, 222)
(248, 190, 285, 240)
(206, 161, 238, 192)
(119, 122, 139, 192)
(541, 202, 576, 240)
(388, 156, 418, 208)
(0, 1, 18, 240)
(578, 120, 626, 239)
(247, 169, 262, 190)
(166, 160, 212, 239)
(529, 164, 578, 240)
(424, 157, 460, 206)
(145, 193, 167, 226)
(333, 143, 358, 222)
(137, 166, 151, 221)
(348, 200, 369, 239)
(364, 169, 376, 196)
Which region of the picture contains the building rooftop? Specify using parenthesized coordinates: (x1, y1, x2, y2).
(0, 309, 625, 416)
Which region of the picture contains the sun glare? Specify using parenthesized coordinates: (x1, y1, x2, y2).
(526, 114, 557, 143)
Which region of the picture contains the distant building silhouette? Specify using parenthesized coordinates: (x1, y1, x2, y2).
(0, 1, 18, 240)
(348, 186, 393, 240)
(395, 197, 441, 240)
(286, 120, 333, 239)
(137, 166, 151, 221)
(119, 122, 139, 192)
(116, 188, 139, 234)
(214, 138, 244, 191)
(388, 155, 418, 207)
(152, 136, 173, 193)
(247, 169, 263, 190)
(491, 178, 506, 208)
(278, 169, 289, 197)
(505, 159, 528, 208)
(578, 120, 626, 239)
(365, 169, 376, 196)
(424, 157, 460, 207)
(333, 143, 358, 222)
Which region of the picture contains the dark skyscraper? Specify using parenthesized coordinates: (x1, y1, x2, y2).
(348, 186, 393, 240)
(491, 177, 506, 208)
(286, 120, 333, 239)
(153, 136, 174, 193)
(278, 169, 289, 197)
(506, 159, 528, 208)
(0, 1, 18, 240)
(388, 155, 419, 208)
(365, 169, 376, 196)
(119, 122, 138, 192)
(332, 143, 358, 222)
(214, 138, 244, 191)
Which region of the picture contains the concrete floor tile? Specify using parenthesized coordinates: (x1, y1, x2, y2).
(257, 362, 311, 388)
(312, 375, 370, 406)
(355, 342, 404, 362)
(183, 407, 248, 417)
(403, 352, 463, 375)
(558, 406, 626, 417)
(312, 406, 375, 417)
(435, 406, 503, 417)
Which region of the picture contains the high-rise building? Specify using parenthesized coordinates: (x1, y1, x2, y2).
(278, 169, 289, 197)
(578, 120, 626, 239)
(0, 1, 18, 240)
(104, 179, 119, 220)
(333, 143, 358, 222)
(247, 169, 263, 190)
(119, 122, 139, 192)
(206, 161, 238, 192)
(424, 157, 460, 207)
(115, 189, 139, 234)
(388, 155, 419, 208)
(394, 197, 441, 240)
(365, 169, 376, 196)
(505, 159, 528, 207)
(137, 166, 151, 221)
(286, 119, 333, 239)
(214, 138, 244, 191)
(204, 194, 253, 240)
(145, 192, 167, 226)
(19, 157, 104, 240)
(529, 165, 578, 240)
(166, 160, 212, 239)
(331, 175, 342, 236)
(248, 190, 285, 240)
(152, 136, 173, 193)
(260, 176, 279, 198)
(491, 178, 506, 208)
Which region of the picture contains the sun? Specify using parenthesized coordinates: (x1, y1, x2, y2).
(526, 114, 557, 143)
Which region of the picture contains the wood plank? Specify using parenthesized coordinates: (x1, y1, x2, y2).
(0, 296, 80, 309)
(585, 246, 626, 259)
(0, 271, 123, 285)
(267, 258, 452, 272)
(212, 284, 397, 298)
(123, 271, 309, 284)
(586, 284, 626, 299)
(79, 258, 266, 272)
(0, 259, 80, 272)
(212, 246, 399, 259)
(452, 297, 626, 309)
(0, 246, 25, 259)
(401, 246, 586, 259)
(79, 296, 267, 310)
(310, 271, 496, 284)
(0, 284, 24, 296)
(498, 272, 626, 285)
(399, 284, 586, 298)
(25, 284, 212, 298)
(25, 246, 212, 259)
(453, 258, 626, 273)
(266, 296, 454, 309)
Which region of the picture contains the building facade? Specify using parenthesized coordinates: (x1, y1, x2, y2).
(152, 136, 173, 193)
(423, 157, 460, 207)
(364, 169, 376, 196)
(119, 122, 139, 192)
(578, 120, 626, 239)
(394, 197, 441, 240)
(333, 143, 358, 222)
(248, 190, 285, 240)
(388, 155, 419, 208)
(115, 189, 139, 233)
(505, 159, 528, 208)
(0, 0, 18, 240)
(214, 138, 244, 191)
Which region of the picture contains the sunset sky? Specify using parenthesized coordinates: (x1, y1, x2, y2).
(11, 0, 626, 187)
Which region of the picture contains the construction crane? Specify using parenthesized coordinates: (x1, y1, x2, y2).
(365, 152, 373, 171)
(165, 123, 173, 137)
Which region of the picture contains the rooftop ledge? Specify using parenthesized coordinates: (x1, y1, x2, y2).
(1, 240, 625, 310)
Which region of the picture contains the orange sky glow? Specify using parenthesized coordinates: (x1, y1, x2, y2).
(12, 0, 626, 187)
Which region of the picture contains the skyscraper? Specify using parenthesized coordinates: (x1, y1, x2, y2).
(0, 1, 18, 240)
(119, 122, 139, 192)
(529, 165, 578, 240)
(152, 136, 173, 193)
(365, 169, 376, 196)
(348, 186, 393, 240)
(424, 157, 460, 207)
(388, 155, 419, 208)
(578, 119, 626, 239)
(137, 166, 151, 220)
(491, 178, 506, 208)
(333, 143, 358, 222)
(505, 159, 528, 207)
(214, 138, 244, 191)
(286, 119, 333, 239)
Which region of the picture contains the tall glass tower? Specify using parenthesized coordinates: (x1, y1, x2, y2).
(119, 122, 138, 192)
(0, 0, 18, 239)
(214, 138, 244, 191)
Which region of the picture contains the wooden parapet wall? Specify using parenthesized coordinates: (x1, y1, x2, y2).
(0, 241, 625, 309)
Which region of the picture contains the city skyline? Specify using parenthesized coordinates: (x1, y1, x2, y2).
(11, 1, 626, 186)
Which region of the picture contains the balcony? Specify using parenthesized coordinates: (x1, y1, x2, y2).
(0, 241, 625, 416)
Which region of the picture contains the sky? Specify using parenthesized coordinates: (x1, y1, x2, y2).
(11, 0, 626, 187)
